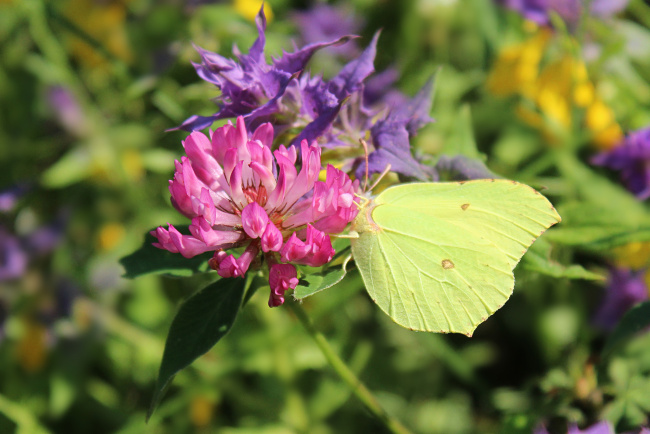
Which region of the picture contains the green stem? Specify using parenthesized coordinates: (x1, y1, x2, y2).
(287, 302, 413, 434)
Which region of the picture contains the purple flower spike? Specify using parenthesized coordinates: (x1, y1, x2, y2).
(175, 6, 355, 133)
(289, 31, 381, 148)
(358, 77, 436, 180)
(594, 267, 649, 330)
(592, 127, 650, 200)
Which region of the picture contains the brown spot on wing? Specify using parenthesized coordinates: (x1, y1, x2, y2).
(441, 259, 455, 269)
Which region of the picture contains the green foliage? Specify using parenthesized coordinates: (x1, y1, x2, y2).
(148, 276, 248, 420)
(602, 301, 650, 357)
(120, 227, 211, 278)
(4, 0, 650, 432)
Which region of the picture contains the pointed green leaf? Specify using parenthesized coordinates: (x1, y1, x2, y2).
(293, 255, 352, 300)
(147, 277, 246, 420)
(522, 240, 604, 281)
(119, 227, 210, 278)
(545, 202, 650, 250)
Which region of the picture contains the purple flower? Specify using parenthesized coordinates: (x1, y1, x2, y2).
(174, 6, 354, 133)
(594, 267, 649, 330)
(0, 184, 29, 213)
(47, 85, 87, 136)
(0, 227, 28, 281)
(535, 421, 615, 434)
(568, 421, 615, 434)
(592, 127, 650, 200)
(292, 4, 363, 59)
(0, 208, 65, 282)
(497, 0, 629, 26)
(152, 117, 359, 306)
(355, 77, 436, 180)
(177, 7, 437, 182)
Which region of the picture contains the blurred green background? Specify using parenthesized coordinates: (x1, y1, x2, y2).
(2, 0, 650, 433)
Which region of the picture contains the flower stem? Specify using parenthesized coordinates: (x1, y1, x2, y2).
(287, 302, 413, 434)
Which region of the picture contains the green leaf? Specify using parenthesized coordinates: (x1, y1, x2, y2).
(556, 151, 647, 215)
(119, 228, 210, 278)
(441, 105, 482, 159)
(545, 202, 650, 250)
(41, 147, 93, 188)
(293, 255, 352, 300)
(602, 301, 650, 357)
(522, 240, 605, 281)
(147, 277, 247, 421)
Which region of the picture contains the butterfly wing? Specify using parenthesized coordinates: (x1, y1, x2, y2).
(351, 180, 561, 335)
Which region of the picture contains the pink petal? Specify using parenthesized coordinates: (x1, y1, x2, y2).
(189, 216, 243, 248)
(155, 224, 213, 258)
(241, 202, 269, 239)
(280, 233, 311, 263)
(251, 122, 274, 149)
(210, 243, 259, 278)
(250, 161, 277, 192)
(228, 161, 246, 208)
(280, 140, 321, 210)
(266, 149, 298, 210)
(261, 222, 283, 252)
(268, 263, 299, 307)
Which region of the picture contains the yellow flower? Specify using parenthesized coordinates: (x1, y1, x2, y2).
(121, 149, 144, 182)
(489, 33, 623, 148)
(613, 242, 650, 270)
(16, 318, 49, 373)
(190, 395, 215, 428)
(585, 99, 623, 150)
(64, 0, 133, 67)
(98, 223, 126, 251)
(487, 30, 551, 97)
(233, 0, 273, 22)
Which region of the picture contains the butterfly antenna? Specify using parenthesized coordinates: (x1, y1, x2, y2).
(352, 193, 370, 209)
(359, 138, 369, 192)
(368, 164, 391, 192)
